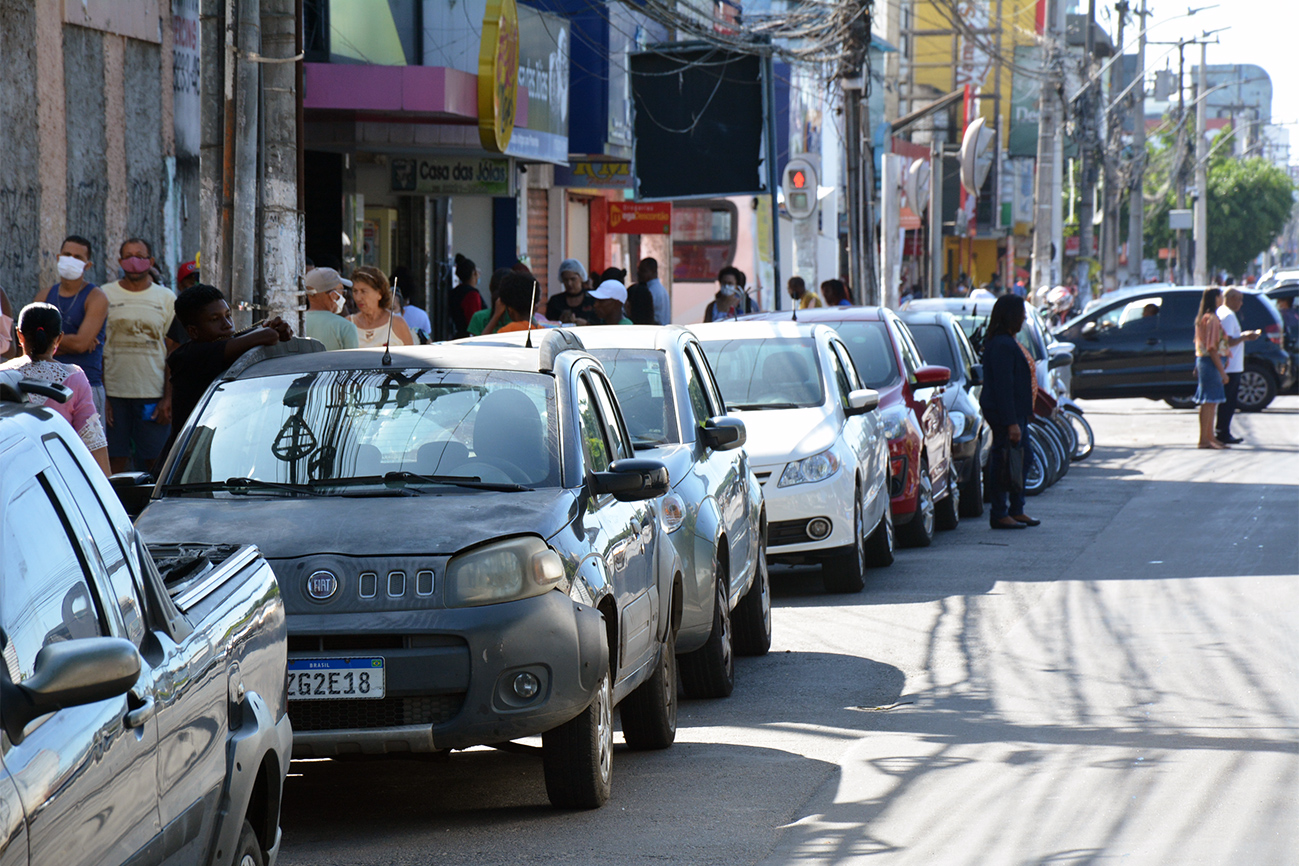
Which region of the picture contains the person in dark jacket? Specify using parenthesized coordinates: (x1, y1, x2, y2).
(979, 294, 1038, 529)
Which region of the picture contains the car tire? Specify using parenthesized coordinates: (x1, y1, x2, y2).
(620, 628, 677, 750)
(1238, 365, 1277, 412)
(959, 444, 985, 517)
(732, 526, 772, 656)
(233, 819, 265, 866)
(824, 486, 868, 593)
(934, 468, 960, 530)
(543, 668, 613, 809)
(678, 570, 734, 698)
(897, 459, 935, 548)
(863, 500, 895, 567)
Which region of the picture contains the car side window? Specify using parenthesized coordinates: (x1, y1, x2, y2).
(43, 438, 146, 645)
(681, 349, 714, 428)
(831, 340, 864, 391)
(686, 343, 726, 415)
(894, 323, 922, 380)
(590, 372, 632, 463)
(1, 477, 107, 685)
(955, 326, 978, 375)
(576, 377, 612, 474)
(825, 345, 853, 410)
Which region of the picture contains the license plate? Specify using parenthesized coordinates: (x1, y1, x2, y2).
(287, 657, 385, 700)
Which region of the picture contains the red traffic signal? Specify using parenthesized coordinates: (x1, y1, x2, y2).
(791, 170, 806, 189)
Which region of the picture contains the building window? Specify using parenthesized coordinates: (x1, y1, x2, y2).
(671, 200, 738, 282)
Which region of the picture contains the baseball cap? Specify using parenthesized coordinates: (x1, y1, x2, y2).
(177, 260, 198, 282)
(589, 280, 627, 304)
(304, 267, 352, 295)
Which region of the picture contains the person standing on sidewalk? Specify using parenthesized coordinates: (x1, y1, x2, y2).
(102, 237, 177, 473)
(302, 267, 359, 350)
(1215, 288, 1261, 444)
(980, 294, 1038, 530)
(34, 235, 108, 419)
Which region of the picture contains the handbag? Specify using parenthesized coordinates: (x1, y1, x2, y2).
(998, 443, 1025, 494)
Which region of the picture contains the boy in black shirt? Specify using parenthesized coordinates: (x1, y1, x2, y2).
(167, 284, 292, 436)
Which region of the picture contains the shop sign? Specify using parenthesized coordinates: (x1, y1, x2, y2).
(506, 6, 569, 164)
(390, 157, 512, 196)
(608, 201, 671, 234)
(554, 160, 632, 188)
(478, 0, 520, 153)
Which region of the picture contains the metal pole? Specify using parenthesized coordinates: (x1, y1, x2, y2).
(929, 139, 944, 298)
(1100, 1, 1125, 292)
(1076, 0, 1097, 299)
(1128, 0, 1147, 284)
(1193, 41, 1209, 284)
(1175, 39, 1188, 284)
(1030, 5, 1059, 293)
(764, 52, 783, 311)
(846, 91, 863, 302)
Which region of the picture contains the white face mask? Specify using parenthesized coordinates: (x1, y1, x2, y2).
(57, 255, 86, 281)
(331, 291, 347, 315)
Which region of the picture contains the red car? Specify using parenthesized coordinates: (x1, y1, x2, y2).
(747, 307, 956, 546)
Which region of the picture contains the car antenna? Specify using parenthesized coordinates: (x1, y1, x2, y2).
(381, 275, 396, 367)
(524, 279, 538, 348)
(792, 299, 797, 322)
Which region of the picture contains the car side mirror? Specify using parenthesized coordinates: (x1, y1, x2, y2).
(110, 472, 155, 520)
(913, 365, 951, 387)
(1, 638, 140, 746)
(1048, 351, 1073, 370)
(590, 458, 671, 502)
(845, 388, 880, 415)
(700, 416, 746, 451)
(966, 364, 983, 387)
(1081, 321, 1098, 340)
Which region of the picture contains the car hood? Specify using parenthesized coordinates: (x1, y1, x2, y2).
(733, 407, 840, 467)
(135, 488, 578, 558)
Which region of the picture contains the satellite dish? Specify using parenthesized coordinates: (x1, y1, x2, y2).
(905, 159, 931, 214)
(959, 116, 996, 196)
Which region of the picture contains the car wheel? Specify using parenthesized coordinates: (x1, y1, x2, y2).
(620, 627, 677, 750)
(233, 820, 265, 866)
(863, 499, 895, 567)
(678, 569, 734, 698)
(897, 459, 935, 548)
(1238, 365, 1277, 412)
(733, 524, 772, 656)
(934, 467, 960, 530)
(824, 486, 867, 593)
(543, 667, 613, 808)
(959, 445, 985, 517)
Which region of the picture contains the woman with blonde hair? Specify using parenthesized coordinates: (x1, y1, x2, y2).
(348, 266, 413, 349)
(1193, 287, 1229, 449)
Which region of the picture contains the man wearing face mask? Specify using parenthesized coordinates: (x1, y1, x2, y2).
(102, 237, 178, 473)
(302, 267, 360, 350)
(34, 235, 109, 418)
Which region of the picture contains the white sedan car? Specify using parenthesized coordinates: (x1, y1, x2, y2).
(690, 321, 892, 592)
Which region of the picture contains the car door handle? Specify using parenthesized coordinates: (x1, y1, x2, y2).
(125, 696, 156, 729)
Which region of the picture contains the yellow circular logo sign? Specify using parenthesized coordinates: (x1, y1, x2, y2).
(478, 0, 519, 153)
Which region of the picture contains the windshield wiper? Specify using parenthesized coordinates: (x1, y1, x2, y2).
(162, 477, 326, 496)
(729, 402, 803, 410)
(382, 470, 532, 493)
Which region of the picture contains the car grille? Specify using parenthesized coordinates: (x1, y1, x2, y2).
(289, 694, 465, 731)
(769, 519, 812, 546)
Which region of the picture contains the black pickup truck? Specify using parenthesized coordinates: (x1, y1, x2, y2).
(0, 371, 292, 866)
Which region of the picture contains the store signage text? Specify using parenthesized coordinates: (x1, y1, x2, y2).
(391, 157, 512, 196)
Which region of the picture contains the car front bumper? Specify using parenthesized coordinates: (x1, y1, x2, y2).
(754, 459, 857, 560)
(286, 589, 607, 755)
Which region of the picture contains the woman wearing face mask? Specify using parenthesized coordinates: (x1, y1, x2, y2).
(348, 266, 413, 349)
(2, 303, 111, 475)
(302, 267, 360, 350)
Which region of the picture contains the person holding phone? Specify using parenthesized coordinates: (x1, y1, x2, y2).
(1215, 288, 1261, 444)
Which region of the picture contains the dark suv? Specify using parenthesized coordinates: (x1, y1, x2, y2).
(1055, 287, 1294, 411)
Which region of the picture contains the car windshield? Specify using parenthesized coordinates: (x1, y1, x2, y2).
(166, 368, 560, 492)
(699, 337, 825, 409)
(906, 323, 957, 371)
(589, 349, 678, 447)
(822, 321, 901, 389)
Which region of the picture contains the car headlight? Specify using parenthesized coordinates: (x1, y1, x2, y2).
(660, 492, 686, 533)
(778, 449, 841, 487)
(444, 536, 565, 608)
(878, 406, 910, 440)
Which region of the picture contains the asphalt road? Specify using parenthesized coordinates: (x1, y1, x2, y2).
(278, 396, 1299, 866)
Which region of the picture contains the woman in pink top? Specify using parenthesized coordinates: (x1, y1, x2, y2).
(1, 303, 110, 474)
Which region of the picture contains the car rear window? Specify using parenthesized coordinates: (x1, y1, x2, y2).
(1240, 293, 1283, 330)
(589, 349, 678, 447)
(821, 321, 902, 389)
(905, 323, 957, 371)
(699, 337, 825, 409)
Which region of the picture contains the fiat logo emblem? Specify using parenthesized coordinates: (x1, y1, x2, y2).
(306, 570, 338, 601)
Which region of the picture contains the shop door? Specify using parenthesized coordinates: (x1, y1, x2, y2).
(568, 198, 590, 267)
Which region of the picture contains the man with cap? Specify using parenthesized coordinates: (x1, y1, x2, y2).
(546, 258, 597, 325)
(176, 260, 201, 292)
(589, 280, 633, 325)
(302, 268, 360, 350)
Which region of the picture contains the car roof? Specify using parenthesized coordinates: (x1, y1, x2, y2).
(897, 309, 954, 327)
(742, 305, 886, 323)
(688, 319, 834, 341)
(903, 298, 998, 316)
(522, 324, 690, 353)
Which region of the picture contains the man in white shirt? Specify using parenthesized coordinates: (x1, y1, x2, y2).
(1216, 289, 1260, 444)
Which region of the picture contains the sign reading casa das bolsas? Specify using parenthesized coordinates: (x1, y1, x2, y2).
(478, 0, 520, 153)
(607, 201, 672, 235)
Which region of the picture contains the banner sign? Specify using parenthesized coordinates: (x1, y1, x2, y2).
(390, 157, 512, 196)
(607, 201, 671, 234)
(554, 160, 633, 188)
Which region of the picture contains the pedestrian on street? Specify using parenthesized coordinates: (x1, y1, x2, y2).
(787, 276, 825, 310)
(821, 279, 852, 307)
(167, 284, 292, 440)
(1215, 288, 1261, 444)
(547, 259, 597, 325)
(102, 237, 177, 474)
(980, 294, 1038, 529)
(2, 302, 109, 475)
(1193, 287, 1230, 450)
(468, 268, 515, 336)
(176, 259, 201, 292)
(638, 257, 670, 325)
(33, 235, 108, 418)
(495, 270, 550, 333)
(588, 280, 634, 325)
(302, 267, 359, 350)
(349, 267, 413, 349)
(1275, 295, 1299, 347)
(447, 255, 485, 338)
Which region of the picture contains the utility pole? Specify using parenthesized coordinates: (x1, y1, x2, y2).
(1099, 1, 1126, 292)
(1076, 0, 1098, 300)
(1193, 40, 1209, 284)
(1031, 0, 1064, 292)
(1127, 0, 1148, 285)
(261, 0, 305, 326)
(841, 0, 876, 304)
